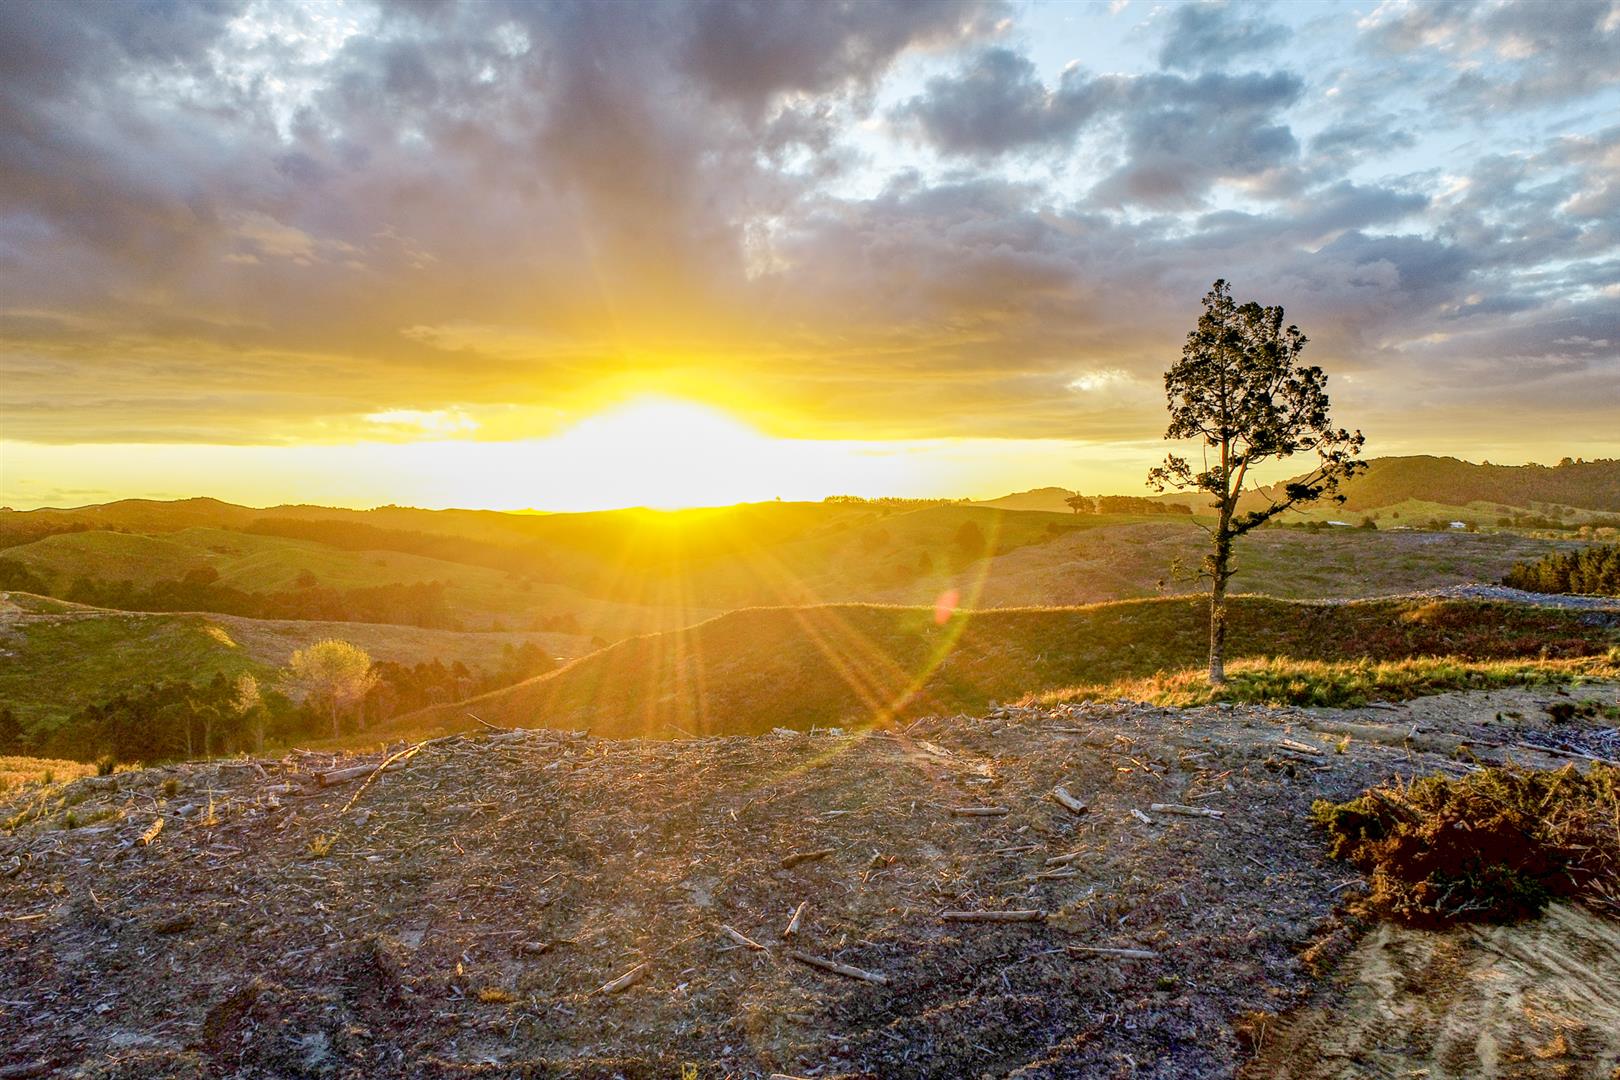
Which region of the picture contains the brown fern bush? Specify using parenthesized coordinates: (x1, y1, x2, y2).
(1313, 764, 1620, 926)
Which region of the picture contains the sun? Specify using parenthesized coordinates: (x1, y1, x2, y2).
(547, 397, 786, 509)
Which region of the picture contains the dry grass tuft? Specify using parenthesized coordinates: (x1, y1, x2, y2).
(1030, 655, 1620, 710)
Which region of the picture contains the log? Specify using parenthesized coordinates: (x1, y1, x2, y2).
(317, 762, 398, 787)
(1070, 945, 1157, 960)
(786, 949, 889, 985)
(138, 818, 163, 847)
(780, 848, 836, 869)
(593, 961, 649, 995)
(1277, 738, 1324, 756)
(782, 901, 807, 938)
(1050, 786, 1088, 815)
(1149, 803, 1225, 819)
(950, 806, 1010, 817)
(720, 924, 766, 951)
(941, 910, 1046, 923)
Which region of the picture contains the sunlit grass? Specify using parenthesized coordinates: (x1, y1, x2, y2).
(1029, 654, 1620, 710)
(0, 755, 96, 794)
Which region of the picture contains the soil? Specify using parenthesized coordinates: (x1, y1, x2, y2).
(2, 683, 1617, 1079)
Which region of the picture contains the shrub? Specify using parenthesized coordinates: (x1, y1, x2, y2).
(1503, 544, 1620, 596)
(1312, 764, 1620, 926)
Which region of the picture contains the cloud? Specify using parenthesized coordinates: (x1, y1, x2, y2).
(0, 0, 1615, 459)
(1158, 2, 1290, 71)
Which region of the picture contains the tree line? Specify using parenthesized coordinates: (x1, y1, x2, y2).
(0, 640, 559, 765)
(1503, 545, 1620, 597)
(1063, 494, 1194, 516)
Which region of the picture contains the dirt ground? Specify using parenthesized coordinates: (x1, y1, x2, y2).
(1, 683, 1616, 1079)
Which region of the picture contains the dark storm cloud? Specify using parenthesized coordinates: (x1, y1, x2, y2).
(1157, 2, 1291, 72)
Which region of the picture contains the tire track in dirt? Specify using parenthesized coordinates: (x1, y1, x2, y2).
(1243, 902, 1620, 1080)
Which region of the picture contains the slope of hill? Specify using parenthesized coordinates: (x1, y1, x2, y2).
(0, 592, 590, 730)
(382, 596, 1616, 742)
(920, 522, 1580, 608)
(1331, 455, 1620, 512)
(972, 486, 1078, 513)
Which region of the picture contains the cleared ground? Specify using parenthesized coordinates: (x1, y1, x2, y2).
(2, 683, 1616, 1078)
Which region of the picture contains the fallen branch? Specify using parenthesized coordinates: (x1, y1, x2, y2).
(787, 949, 889, 985)
(782, 901, 807, 938)
(1130, 808, 1155, 825)
(593, 961, 650, 995)
(1045, 848, 1086, 866)
(941, 909, 1045, 923)
(465, 712, 507, 732)
(720, 924, 766, 951)
(1149, 803, 1225, 819)
(137, 818, 163, 847)
(950, 806, 1009, 817)
(1069, 945, 1157, 960)
(780, 848, 836, 869)
(1050, 786, 1088, 815)
(1277, 738, 1324, 756)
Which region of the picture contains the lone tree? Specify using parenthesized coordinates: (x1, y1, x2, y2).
(285, 639, 378, 737)
(1149, 280, 1365, 685)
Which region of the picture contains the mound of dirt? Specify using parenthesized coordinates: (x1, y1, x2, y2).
(1, 684, 1616, 1079)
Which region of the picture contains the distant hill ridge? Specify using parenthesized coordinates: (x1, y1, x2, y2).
(972, 456, 1620, 515)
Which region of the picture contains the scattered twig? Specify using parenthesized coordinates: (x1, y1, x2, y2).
(593, 961, 650, 995)
(787, 949, 889, 985)
(720, 924, 767, 951)
(1069, 945, 1157, 960)
(941, 910, 1046, 923)
(780, 848, 836, 869)
(1149, 803, 1225, 819)
(782, 901, 807, 939)
(950, 806, 1009, 817)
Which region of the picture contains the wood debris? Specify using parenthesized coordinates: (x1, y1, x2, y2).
(1149, 803, 1226, 819)
(782, 901, 807, 938)
(720, 924, 766, 951)
(949, 805, 1010, 817)
(137, 818, 163, 847)
(1050, 786, 1088, 814)
(941, 909, 1046, 923)
(593, 961, 650, 995)
(779, 847, 835, 868)
(1069, 945, 1158, 960)
(786, 949, 889, 985)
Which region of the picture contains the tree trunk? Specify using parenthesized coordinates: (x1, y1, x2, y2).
(1208, 499, 1235, 687)
(331, 698, 340, 738)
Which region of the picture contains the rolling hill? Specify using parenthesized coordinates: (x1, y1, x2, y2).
(0, 591, 591, 731)
(377, 595, 1617, 744)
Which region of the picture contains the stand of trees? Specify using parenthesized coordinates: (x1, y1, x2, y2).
(7, 640, 561, 765)
(1064, 495, 1194, 516)
(54, 571, 459, 628)
(1503, 545, 1620, 597)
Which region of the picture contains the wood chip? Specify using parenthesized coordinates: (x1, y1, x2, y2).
(1149, 803, 1225, 819)
(780, 848, 835, 868)
(593, 961, 649, 995)
(950, 806, 1009, 817)
(941, 909, 1046, 923)
(786, 949, 889, 985)
(782, 900, 807, 938)
(720, 924, 766, 950)
(1050, 786, 1088, 815)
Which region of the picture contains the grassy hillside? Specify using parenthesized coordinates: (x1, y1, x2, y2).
(0, 591, 589, 730)
(375, 596, 1616, 744)
(922, 522, 1578, 608)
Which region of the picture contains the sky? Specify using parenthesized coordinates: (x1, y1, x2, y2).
(1, 0, 1618, 511)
